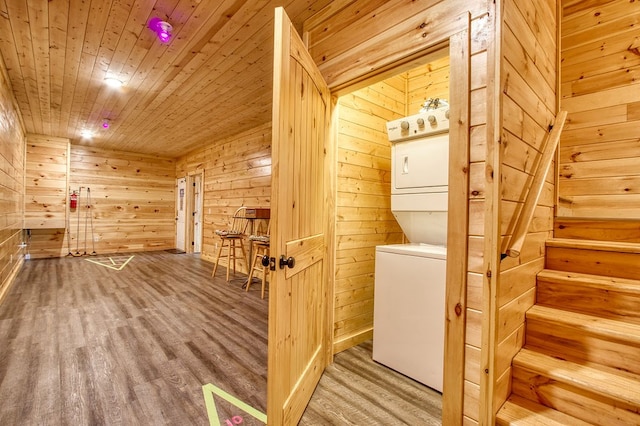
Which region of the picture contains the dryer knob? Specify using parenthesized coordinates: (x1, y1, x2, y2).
(428, 115, 437, 124)
(400, 121, 410, 130)
(417, 118, 425, 126)
(445, 109, 450, 119)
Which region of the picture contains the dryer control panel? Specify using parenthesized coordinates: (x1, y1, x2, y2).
(386, 108, 450, 142)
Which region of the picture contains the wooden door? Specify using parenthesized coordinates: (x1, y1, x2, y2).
(268, 7, 333, 425)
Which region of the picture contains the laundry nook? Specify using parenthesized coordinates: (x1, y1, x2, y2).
(373, 105, 450, 392)
(1, 1, 639, 425)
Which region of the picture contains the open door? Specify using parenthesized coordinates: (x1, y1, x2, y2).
(267, 7, 333, 425)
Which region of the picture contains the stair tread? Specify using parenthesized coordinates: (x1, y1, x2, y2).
(547, 238, 640, 253)
(514, 349, 640, 407)
(527, 305, 640, 346)
(497, 395, 592, 426)
(538, 269, 640, 293)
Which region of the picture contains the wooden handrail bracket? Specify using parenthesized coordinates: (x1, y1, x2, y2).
(504, 110, 568, 258)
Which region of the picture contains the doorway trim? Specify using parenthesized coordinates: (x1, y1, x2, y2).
(175, 177, 187, 252)
(309, 12, 472, 425)
(187, 171, 204, 254)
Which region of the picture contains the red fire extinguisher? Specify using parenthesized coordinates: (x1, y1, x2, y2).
(70, 191, 78, 209)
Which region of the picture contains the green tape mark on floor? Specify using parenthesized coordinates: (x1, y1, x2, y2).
(85, 255, 134, 271)
(202, 383, 267, 426)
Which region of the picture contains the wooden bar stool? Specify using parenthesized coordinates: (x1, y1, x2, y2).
(246, 221, 270, 299)
(212, 207, 249, 281)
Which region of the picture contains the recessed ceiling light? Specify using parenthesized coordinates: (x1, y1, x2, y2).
(104, 77, 123, 88)
(80, 129, 94, 139)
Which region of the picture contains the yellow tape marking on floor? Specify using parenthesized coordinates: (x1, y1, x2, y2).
(202, 383, 267, 426)
(85, 255, 134, 271)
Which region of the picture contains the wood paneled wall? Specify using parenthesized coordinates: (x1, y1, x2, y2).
(0, 57, 26, 303)
(332, 56, 451, 352)
(495, 0, 558, 420)
(29, 145, 175, 258)
(176, 123, 272, 272)
(332, 75, 406, 352)
(558, 0, 640, 218)
(407, 56, 451, 114)
(24, 134, 69, 229)
(305, 1, 490, 424)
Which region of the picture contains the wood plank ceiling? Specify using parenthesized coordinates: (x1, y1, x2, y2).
(0, 0, 333, 157)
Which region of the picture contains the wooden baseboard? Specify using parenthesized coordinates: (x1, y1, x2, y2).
(332, 328, 373, 354)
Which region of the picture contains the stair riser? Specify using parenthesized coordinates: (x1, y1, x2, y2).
(537, 280, 640, 325)
(526, 320, 640, 375)
(546, 246, 640, 280)
(512, 367, 640, 425)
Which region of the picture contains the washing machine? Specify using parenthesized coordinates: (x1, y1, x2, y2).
(372, 243, 446, 392)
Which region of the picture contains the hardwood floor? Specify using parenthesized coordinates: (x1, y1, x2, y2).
(301, 340, 442, 425)
(0, 251, 441, 425)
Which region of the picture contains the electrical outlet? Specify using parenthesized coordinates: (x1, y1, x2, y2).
(93, 236, 99, 242)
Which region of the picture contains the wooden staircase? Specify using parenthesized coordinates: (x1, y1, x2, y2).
(497, 238, 640, 425)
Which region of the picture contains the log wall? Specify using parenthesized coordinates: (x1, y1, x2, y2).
(0, 57, 26, 303)
(558, 0, 640, 218)
(495, 0, 558, 420)
(29, 145, 175, 258)
(176, 123, 272, 273)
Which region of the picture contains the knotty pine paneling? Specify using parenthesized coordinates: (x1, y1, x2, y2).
(559, 0, 640, 219)
(305, 0, 489, 89)
(0, 57, 26, 303)
(407, 56, 450, 114)
(24, 134, 69, 229)
(496, 0, 558, 419)
(29, 145, 175, 258)
(176, 123, 271, 274)
(333, 56, 455, 354)
(333, 74, 405, 352)
(0, 1, 335, 158)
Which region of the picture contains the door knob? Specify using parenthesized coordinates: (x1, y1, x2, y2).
(279, 255, 295, 269)
(261, 254, 270, 267)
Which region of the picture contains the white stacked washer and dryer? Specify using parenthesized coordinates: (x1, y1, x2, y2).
(372, 106, 449, 393)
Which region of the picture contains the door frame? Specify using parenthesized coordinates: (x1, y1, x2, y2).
(175, 176, 187, 252)
(306, 12, 472, 426)
(187, 172, 204, 254)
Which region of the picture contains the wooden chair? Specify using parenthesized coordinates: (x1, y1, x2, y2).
(212, 207, 249, 281)
(246, 221, 270, 299)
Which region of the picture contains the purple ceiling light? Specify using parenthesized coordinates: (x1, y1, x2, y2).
(148, 17, 172, 43)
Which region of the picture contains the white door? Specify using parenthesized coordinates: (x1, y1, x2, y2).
(176, 177, 187, 251)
